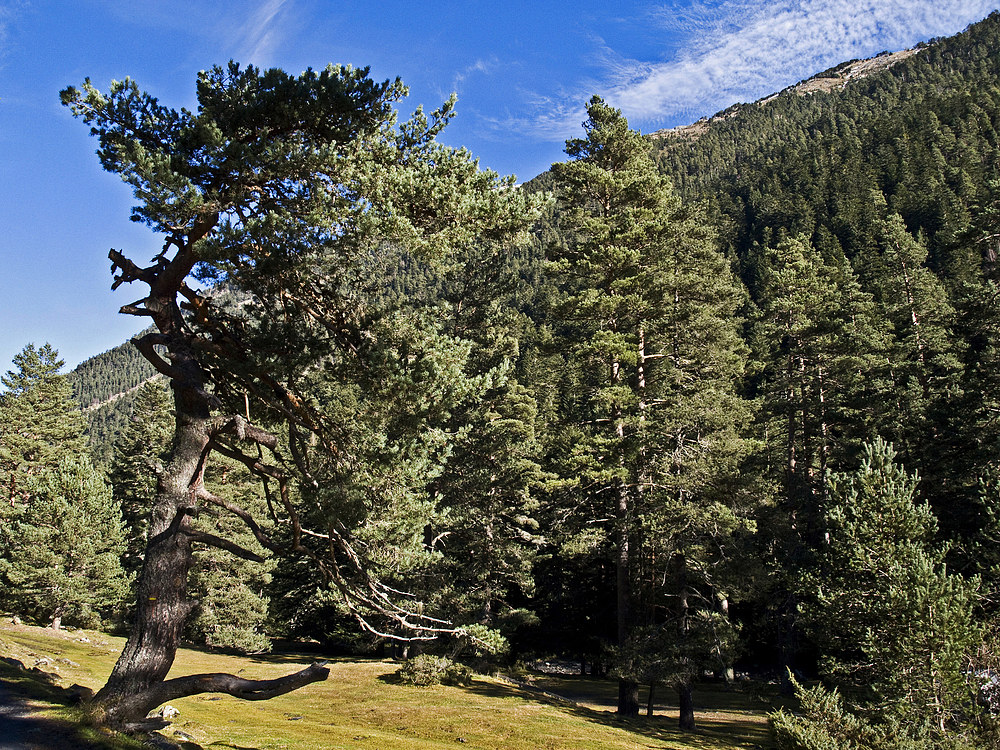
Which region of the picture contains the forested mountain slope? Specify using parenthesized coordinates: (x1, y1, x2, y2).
(67, 337, 159, 464)
(652, 10, 1000, 285)
(634, 11, 1000, 556)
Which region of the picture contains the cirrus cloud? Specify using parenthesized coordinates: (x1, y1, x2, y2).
(506, 0, 1000, 140)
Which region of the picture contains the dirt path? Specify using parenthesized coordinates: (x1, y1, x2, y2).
(0, 681, 108, 750)
(0, 683, 48, 749)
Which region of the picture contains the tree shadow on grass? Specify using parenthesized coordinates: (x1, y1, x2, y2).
(0, 659, 133, 749)
(375, 670, 403, 686)
(460, 676, 776, 750)
(246, 651, 338, 667)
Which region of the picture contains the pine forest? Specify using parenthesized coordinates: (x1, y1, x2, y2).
(7, 10, 1000, 750)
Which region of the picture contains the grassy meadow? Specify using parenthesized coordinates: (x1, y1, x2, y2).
(0, 620, 778, 749)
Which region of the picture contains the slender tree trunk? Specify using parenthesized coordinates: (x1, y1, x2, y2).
(616, 475, 640, 716)
(612, 349, 640, 718)
(817, 365, 830, 508)
(646, 683, 656, 717)
(481, 513, 495, 625)
(678, 681, 696, 730)
(778, 600, 797, 696)
(675, 553, 696, 731)
(716, 594, 735, 683)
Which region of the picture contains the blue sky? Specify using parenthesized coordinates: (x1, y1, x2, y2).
(1, 0, 998, 376)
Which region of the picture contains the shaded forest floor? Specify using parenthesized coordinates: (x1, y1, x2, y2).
(0, 619, 780, 749)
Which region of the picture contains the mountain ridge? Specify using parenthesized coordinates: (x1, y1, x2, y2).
(651, 46, 924, 141)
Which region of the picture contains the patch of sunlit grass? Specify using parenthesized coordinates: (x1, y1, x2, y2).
(0, 620, 776, 750)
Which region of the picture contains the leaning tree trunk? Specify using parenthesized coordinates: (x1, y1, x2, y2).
(92, 376, 330, 730)
(92, 381, 207, 726)
(91, 254, 330, 731)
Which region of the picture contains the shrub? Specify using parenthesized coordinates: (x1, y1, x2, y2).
(397, 654, 472, 687)
(770, 679, 983, 750)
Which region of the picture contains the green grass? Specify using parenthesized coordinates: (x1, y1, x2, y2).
(0, 621, 777, 749)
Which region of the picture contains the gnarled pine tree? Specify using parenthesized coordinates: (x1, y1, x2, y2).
(62, 62, 540, 731)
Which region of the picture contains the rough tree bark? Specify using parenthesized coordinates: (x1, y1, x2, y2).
(91, 235, 330, 730)
(62, 64, 539, 732)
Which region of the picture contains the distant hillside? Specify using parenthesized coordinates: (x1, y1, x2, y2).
(68, 336, 162, 464)
(648, 10, 1000, 289)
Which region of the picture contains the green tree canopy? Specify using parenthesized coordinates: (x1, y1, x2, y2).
(0, 343, 87, 502)
(0, 455, 129, 629)
(63, 61, 543, 728)
(803, 438, 981, 739)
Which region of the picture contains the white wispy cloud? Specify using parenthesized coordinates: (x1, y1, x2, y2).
(506, 0, 1000, 140)
(452, 57, 499, 91)
(611, 0, 999, 125)
(230, 0, 292, 64)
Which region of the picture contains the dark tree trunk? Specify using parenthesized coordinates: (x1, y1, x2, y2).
(615, 477, 639, 716)
(91, 378, 330, 729)
(646, 683, 656, 717)
(618, 678, 640, 716)
(778, 596, 798, 696)
(93, 378, 211, 727)
(673, 553, 696, 731)
(678, 681, 695, 730)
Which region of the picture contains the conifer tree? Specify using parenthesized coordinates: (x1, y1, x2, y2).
(750, 235, 888, 688)
(108, 380, 173, 576)
(860, 213, 961, 460)
(63, 62, 541, 728)
(753, 235, 888, 505)
(429, 379, 543, 629)
(0, 455, 130, 629)
(802, 438, 980, 739)
(0, 343, 87, 502)
(547, 96, 752, 724)
(420, 243, 546, 635)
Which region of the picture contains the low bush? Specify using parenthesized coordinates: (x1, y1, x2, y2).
(397, 654, 472, 687)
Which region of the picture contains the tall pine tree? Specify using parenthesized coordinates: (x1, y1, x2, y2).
(547, 97, 752, 725)
(0, 343, 87, 503)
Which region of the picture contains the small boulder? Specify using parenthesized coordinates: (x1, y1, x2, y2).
(158, 705, 180, 719)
